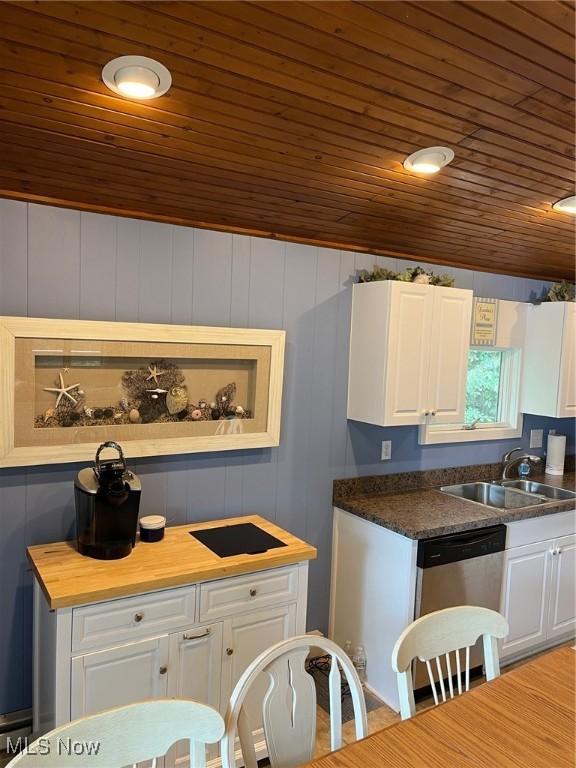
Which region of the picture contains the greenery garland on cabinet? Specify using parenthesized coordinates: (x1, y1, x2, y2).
(357, 264, 455, 287)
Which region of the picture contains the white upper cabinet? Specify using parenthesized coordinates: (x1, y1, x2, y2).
(347, 281, 473, 427)
(522, 302, 576, 418)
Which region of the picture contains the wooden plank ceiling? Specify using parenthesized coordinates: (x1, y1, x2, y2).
(0, 1, 574, 280)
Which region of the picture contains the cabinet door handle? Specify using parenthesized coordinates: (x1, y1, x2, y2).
(249, 588, 257, 597)
(431, 410, 437, 416)
(182, 628, 211, 641)
(134, 612, 144, 623)
(557, 547, 562, 555)
(159, 666, 168, 675)
(226, 647, 234, 656)
(423, 410, 430, 417)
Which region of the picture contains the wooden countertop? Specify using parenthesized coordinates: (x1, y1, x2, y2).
(27, 515, 316, 609)
(301, 646, 575, 768)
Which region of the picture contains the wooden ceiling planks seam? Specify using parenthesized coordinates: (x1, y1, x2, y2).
(0, 0, 573, 280)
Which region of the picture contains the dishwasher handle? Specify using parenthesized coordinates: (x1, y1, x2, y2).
(417, 524, 506, 569)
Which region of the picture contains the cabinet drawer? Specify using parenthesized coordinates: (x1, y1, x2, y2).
(72, 586, 197, 652)
(199, 566, 299, 621)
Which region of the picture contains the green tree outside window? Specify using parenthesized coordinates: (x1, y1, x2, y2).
(464, 350, 503, 424)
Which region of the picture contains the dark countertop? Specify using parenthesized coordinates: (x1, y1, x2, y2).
(333, 469, 576, 540)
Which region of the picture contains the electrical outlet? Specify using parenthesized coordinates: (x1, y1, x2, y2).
(381, 440, 392, 460)
(530, 429, 543, 449)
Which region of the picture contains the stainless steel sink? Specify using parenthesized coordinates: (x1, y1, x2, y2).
(440, 482, 546, 509)
(502, 480, 576, 501)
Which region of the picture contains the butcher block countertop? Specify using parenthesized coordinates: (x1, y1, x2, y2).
(334, 463, 575, 540)
(28, 515, 316, 609)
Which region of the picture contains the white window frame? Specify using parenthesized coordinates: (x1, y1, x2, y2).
(419, 347, 523, 445)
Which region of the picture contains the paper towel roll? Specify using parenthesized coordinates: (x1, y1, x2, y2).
(546, 434, 566, 476)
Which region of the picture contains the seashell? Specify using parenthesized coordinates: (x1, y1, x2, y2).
(120, 398, 129, 411)
(114, 412, 122, 420)
(152, 394, 158, 400)
(190, 408, 203, 421)
(77, 389, 85, 396)
(235, 405, 245, 416)
(83, 407, 94, 419)
(129, 408, 141, 424)
(413, 273, 430, 284)
(210, 402, 216, 409)
(166, 385, 189, 415)
(44, 408, 55, 422)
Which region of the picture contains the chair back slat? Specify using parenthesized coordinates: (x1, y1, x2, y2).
(445, 654, 454, 699)
(222, 635, 367, 768)
(328, 652, 343, 752)
(435, 657, 447, 702)
(392, 606, 509, 720)
(456, 648, 463, 695)
(425, 659, 439, 706)
(6, 700, 224, 768)
(260, 648, 316, 768)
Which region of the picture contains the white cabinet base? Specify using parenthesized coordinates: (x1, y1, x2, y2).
(33, 560, 309, 767)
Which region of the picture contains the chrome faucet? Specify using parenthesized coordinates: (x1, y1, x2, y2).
(501, 447, 542, 480)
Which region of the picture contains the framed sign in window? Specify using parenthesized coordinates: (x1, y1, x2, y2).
(0, 317, 285, 468)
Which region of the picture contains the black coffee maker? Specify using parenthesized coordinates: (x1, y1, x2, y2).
(75, 441, 141, 560)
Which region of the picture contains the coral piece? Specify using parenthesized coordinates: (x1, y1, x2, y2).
(122, 360, 185, 405)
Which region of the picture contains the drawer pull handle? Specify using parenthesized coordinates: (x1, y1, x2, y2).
(183, 629, 211, 641)
(226, 647, 234, 656)
(134, 612, 144, 623)
(159, 666, 168, 675)
(249, 588, 257, 597)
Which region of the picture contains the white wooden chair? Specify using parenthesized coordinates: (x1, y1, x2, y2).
(6, 699, 224, 768)
(221, 635, 368, 768)
(392, 605, 509, 720)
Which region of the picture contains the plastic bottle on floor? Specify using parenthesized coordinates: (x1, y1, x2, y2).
(352, 644, 367, 684)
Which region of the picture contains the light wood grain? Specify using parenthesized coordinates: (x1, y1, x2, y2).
(0, 315, 285, 467)
(0, 1, 573, 280)
(301, 646, 575, 768)
(27, 514, 316, 609)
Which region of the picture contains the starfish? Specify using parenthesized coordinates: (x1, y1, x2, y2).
(146, 364, 166, 386)
(44, 372, 81, 408)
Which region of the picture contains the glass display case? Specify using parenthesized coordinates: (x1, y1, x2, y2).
(0, 318, 284, 467)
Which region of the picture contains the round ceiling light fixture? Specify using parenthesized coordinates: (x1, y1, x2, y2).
(102, 55, 172, 100)
(403, 146, 455, 174)
(552, 195, 576, 215)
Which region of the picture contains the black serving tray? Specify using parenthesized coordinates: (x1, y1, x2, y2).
(190, 522, 287, 558)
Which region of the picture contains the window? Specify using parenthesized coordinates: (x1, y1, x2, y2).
(420, 346, 523, 445)
(464, 350, 503, 425)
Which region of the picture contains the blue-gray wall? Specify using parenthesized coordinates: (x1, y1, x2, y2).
(0, 199, 574, 715)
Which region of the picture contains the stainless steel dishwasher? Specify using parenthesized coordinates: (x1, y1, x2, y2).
(413, 524, 507, 694)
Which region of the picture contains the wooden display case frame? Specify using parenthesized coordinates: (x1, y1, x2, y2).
(0, 316, 285, 468)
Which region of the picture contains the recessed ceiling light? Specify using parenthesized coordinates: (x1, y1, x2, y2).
(403, 146, 455, 174)
(102, 55, 171, 100)
(552, 195, 576, 215)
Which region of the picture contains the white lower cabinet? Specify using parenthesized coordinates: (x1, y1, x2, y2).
(35, 562, 309, 766)
(501, 532, 575, 660)
(548, 534, 576, 640)
(71, 636, 170, 718)
(221, 604, 297, 734)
